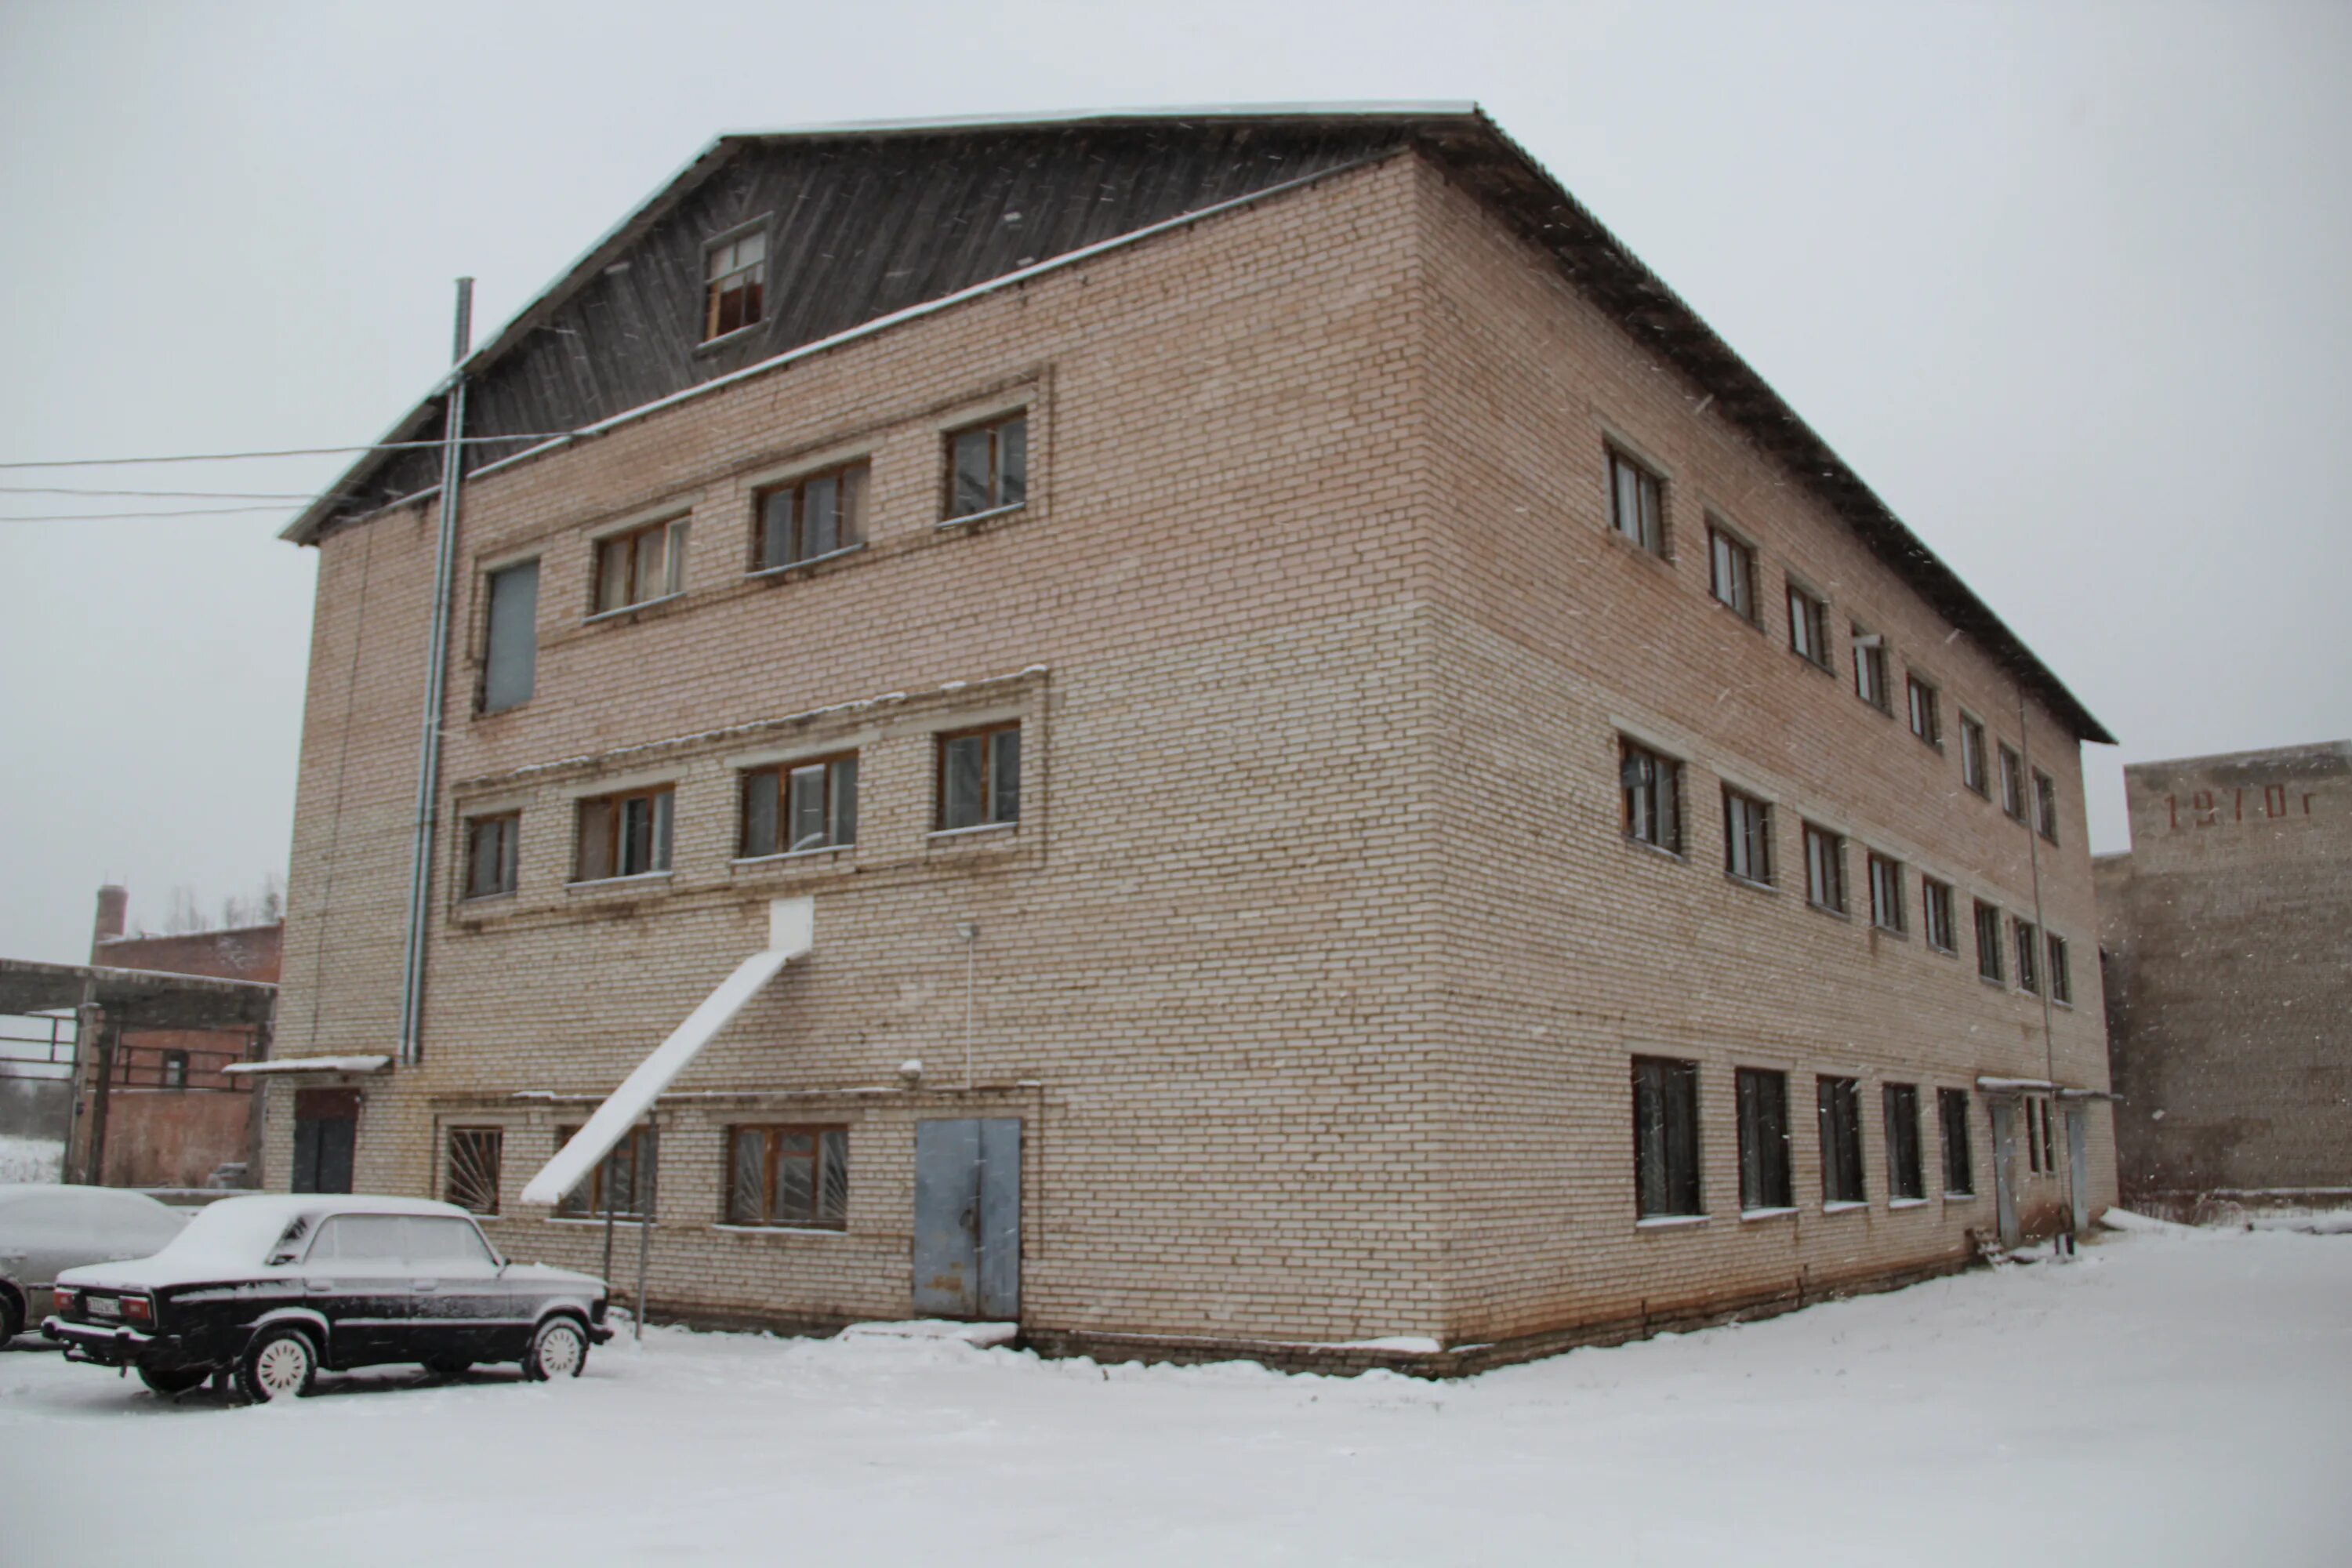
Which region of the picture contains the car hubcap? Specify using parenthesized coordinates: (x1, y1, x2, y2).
(256, 1340, 309, 1395)
(541, 1327, 582, 1376)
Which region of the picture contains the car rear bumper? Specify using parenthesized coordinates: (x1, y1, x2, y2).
(42, 1316, 163, 1367)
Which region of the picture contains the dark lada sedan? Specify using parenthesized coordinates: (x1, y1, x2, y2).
(44, 1194, 611, 1401)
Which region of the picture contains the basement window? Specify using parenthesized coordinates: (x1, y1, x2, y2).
(1606, 446, 1666, 556)
(1736, 1066, 1793, 1212)
(443, 1127, 503, 1216)
(1620, 738, 1682, 855)
(937, 723, 1021, 832)
(1938, 1088, 1974, 1196)
(1883, 1083, 1924, 1202)
(1817, 1076, 1866, 1206)
(1632, 1055, 1702, 1218)
(575, 786, 673, 881)
(702, 229, 766, 341)
(945, 413, 1027, 520)
(726, 1125, 848, 1229)
(554, 1125, 655, 1220)
(592, 517, 688, 615)
(463, 812, 520, 899)
(741, 753, 858, 857)
(757, 462, 867, 572)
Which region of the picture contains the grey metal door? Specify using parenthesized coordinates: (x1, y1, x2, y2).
(1990, 1101, 2021, 1248)
(2066, 1108, 2090, 1232)
(912, 1118, 1021, 1319)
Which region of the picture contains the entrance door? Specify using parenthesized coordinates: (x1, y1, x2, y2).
(912, 1118, 1021, 1319)
(1989, 1101, 2021, 1248)
(2065, 1108, 2090, 1232)
(292, 1088, 358, 1194)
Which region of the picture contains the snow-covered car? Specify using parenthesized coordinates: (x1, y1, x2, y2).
(44, 1193, 611, 1400)
(0, 1184, 191, 1345)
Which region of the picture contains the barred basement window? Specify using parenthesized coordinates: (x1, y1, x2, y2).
(1852, 625, 1890, 712)
(757, 462, 867, 571)
(1907, 675, 1941, 748)
(1817, 1076, 1866, 1205)
(702, 228, 766, 341)
(1883, 1083, 1924, 1201)
(1922, 876, 1956, 953)
(1621, 738, 1682, 855)
(1960, 713, 1990, 797)
(2015, 918, 2041, 994)
(2035, 770, 2060, 844)
(1606, 446, 1666, 556)
(1736, 1066, 1792, 1211)
(1788, 581, 1830, 670)
(1867, 851, 1906, 934)
(741, 753, 858, 857)
(592, 516, 688, 615)
(479, 558, 539, 714)
(1632, 1055, 1701, 1218)
(1708, 524, 1756, 621)
(1723, 786, 1773, 885)
(444, 1127, 503, 1216)
(726, 1125, 848, 1229)
(1974, 898, 2005, 982)
(1998, 742, 2027, 822)
(554, 1125, 655, 1219)
(1803, 822, 1846, 913)
(946, 412, 1027, 519)
(2048, 932, 2073, 1004)
(575, 786, 673, 880)
(938, 723, 1021, 831)
(1938, 1088, 1974, 1196)
(463, 812, 520, 899)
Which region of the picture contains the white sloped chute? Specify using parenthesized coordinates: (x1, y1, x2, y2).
(521, 898, 812, 1208)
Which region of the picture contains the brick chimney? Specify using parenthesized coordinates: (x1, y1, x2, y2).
(93, 884, 129, 954)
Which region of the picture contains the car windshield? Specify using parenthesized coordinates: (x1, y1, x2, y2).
(150, 1202, 317, 1269)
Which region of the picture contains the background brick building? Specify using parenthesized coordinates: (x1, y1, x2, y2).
(264, 107, 2116, 1370)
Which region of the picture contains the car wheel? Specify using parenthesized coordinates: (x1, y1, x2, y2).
(523, 1316, 589, 1381)
(0, 1289, 21, 1347)
(424, 1356, 474, 1378)
(137, 1363, 210, 1396)
(237, 1326, 318, 1403)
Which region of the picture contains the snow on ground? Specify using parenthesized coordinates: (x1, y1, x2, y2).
(0, 1134, 63, 1184)
(2, 1225, 2346, 1567)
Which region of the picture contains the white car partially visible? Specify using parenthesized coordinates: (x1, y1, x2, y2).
(0, 1185, 190, 1344)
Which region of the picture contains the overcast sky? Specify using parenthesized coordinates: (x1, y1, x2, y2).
(2, 0, 2346, 964)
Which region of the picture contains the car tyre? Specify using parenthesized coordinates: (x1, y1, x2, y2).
(237, 1326, 318, 1403)
(137, 1363, 210, 1396)
(522, 1316, 589, 1381)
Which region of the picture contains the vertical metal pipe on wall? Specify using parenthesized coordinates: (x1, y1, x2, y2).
(397, 278, 475, 1067)
(2016, 693, 2074, 1250)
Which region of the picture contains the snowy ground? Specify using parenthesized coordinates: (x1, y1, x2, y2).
(0, 1133, 63, 1184)
(3, 1225, 2345, 1567)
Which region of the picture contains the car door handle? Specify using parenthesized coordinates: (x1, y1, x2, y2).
(305, 1277, 333, 1293)
(411, 1279, 437, 1292)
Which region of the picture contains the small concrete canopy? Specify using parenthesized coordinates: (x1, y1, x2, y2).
(0, 956, 276, 1031)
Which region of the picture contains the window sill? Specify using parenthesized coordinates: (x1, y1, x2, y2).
(1723, 872, 1777, 896)
(927, 820, 1019, 844)
(584, 591, 686, 627)
(1740, 1207, 1798, 1223)
(1887, 1197, 1929, 1210)
(936, 501, 1026, 532)
(1871, 923, 1908, 941)
(566, 871, 673, 896)
(476, 700, 532, 723)
(1623, 837, 1686, 866)
(2053, 999, 2074, 1011)
(731, 844, 854, 870)
(746, 542, 866, 583)
(1806, 900, 1850, 921)
(1711, 597, 1765, 633)
(710, 1223, 847, 1238)
(1790, 648, 1836, 679)
(1821, 1200, 1868, 1214)
(1943, 1191, 1979, 1203)
(457, 890, 517, 909)
(1925, 942, 1957, 960)
(1978, 975, 2009, 989)
(1634, 1214, 1708, 1230)
(694, 321, 764, 354)
(1857, 699, 1895, 720)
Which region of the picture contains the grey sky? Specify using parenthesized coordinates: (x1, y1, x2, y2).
(2, 0, 2346, 964)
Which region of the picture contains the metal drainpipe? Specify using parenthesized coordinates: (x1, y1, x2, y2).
(396, 278, 475, 1067)
(2016, 692, 2071, 1253)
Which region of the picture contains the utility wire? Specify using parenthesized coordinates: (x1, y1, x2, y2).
(0, 433, 579, 470)
(0, 485, 321, 500)
(1, 504, 297, 523)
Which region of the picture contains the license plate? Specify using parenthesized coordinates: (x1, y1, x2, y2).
(89, 1297, 120, 1319)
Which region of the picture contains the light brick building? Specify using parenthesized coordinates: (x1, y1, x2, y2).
(2096, 741, 2350, 1212)
(265, 106, 2117, 1372)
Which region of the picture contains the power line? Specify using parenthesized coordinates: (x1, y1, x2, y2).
(0, 504, 296, 523)
(0, 433, 579, 470)
(0, 485, 321, 500)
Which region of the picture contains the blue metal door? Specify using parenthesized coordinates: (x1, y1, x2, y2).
(912, 1118, 1021, 1319)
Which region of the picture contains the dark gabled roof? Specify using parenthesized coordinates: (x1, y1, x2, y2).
(286, 104, 2111, 744)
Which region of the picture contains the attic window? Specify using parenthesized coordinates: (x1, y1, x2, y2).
(703, 230, 766, 341)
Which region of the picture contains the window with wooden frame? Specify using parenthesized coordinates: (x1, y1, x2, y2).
(1788, 581, 1830, 669)
(1907, 674, 1941, 749)
(2014, 917, 2041, 994)
(592, 517, 688, 615)
(1606, 446, 1665, 556)
(463, 811, 520, 899)
(575, 786, 673, 881)
(702, 228, 766, 341)
(479, 558, 539, 714)
(1723, 786, 1773, 886)
(1975, 899, 2005, 982)
(1632, 1055, 1701, 1218)
(554, 1124, 655, 1219)
(2024, 1095, 2054, 1174)
(1852, 624, 1890, 712)
(2034, 769, 2060, 844)
(1708, 523, 1756, 622)
(1817, 1076, 1866, 1205)
(1803, 822, 1846, 913)
(2048, 932, 2073, 1005)
(1867, 851, 1906, 934)
(1959, 713, 1990, 796)
(2038, 1094, 2056, 1172)
(741, 753, 858, 857)
(1620, 738, 1682, 855)
(1736, 1066, 1793, 1212)
(1998, 742, 2027, 821)
(1883, 1083, 1924, 1201)
(725, 1125, 848, 1229)
(756, 461, 867, 572)
(1938, 1088, 1974, 1196)
(1921, 876, 1956, 953)
(444, 1127, 503, 1216)
(937, 723, 1021, 832)
(945, 412, 1028, 519)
